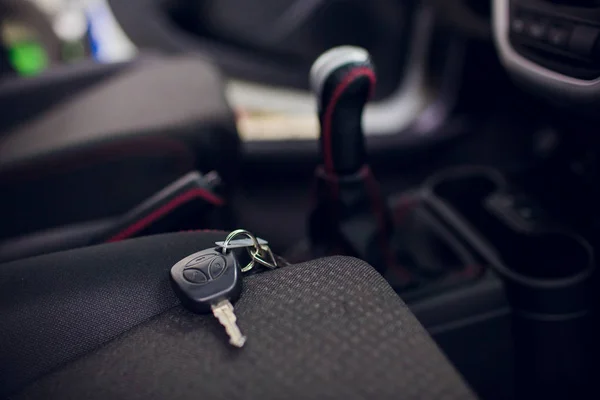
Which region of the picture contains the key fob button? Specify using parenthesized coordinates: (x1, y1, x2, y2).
(183, 268, 208, 284)
(209, 256, 226, 279)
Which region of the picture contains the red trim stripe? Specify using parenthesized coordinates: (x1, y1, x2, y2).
(107, 188, 224, 242)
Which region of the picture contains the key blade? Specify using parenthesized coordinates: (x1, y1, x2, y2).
(215, 238, 268, 249)
(211, 300, 247, 348)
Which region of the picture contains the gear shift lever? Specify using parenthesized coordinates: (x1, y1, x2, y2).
(307, 46, 400, 279)
(310, 46, 375, 175)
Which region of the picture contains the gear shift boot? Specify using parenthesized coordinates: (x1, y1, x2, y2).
(309, 166, 392, 266)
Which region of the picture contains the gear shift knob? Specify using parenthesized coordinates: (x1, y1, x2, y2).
(310, 46, 376, 175)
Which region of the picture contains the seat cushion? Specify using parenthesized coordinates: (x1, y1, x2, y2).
(0, 231, 475, 399)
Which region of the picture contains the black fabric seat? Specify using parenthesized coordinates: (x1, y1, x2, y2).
(0, 56, 239, 261)
(0, 231, 475, 399)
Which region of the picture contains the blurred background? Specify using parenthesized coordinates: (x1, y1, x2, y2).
(0, 0, 467, 143)
(0, 0, 135, 74)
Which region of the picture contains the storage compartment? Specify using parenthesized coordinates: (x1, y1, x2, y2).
(425, 167, 592, 282)
(375, 192, 486, 300)
(432, 172, 504, 241)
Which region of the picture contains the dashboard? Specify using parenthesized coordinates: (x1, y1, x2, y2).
(493, 0, 600, 106)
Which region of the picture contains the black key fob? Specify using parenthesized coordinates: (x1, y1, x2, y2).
(170, 248, 242, 314)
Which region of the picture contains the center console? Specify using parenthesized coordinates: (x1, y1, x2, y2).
(423, 167, 595, 398)
(493, 0, 600, 104)
(299, 43, 598, 399)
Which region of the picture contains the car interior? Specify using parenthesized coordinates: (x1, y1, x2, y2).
(0, 0, 598, 399)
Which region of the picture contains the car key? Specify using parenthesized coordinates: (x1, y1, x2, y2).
(170, 247, 246, 347)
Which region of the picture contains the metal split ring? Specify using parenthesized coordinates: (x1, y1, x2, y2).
(221, 229, 278, 272)
(221, 229, 261, 272)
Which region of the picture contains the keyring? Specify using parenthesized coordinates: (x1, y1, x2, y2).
(248, 246, 278, 269)
(221, 229, 262, 272)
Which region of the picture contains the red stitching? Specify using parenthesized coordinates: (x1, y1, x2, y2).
(362, 167, 412, 284)
(106, 189, 224, 242)
(321, 67, 376, 174)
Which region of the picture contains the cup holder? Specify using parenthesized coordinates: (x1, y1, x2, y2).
(422, 167, 595, 397)
(500, 231, 595, 399)
(501, 232, 593, 282)
(424, 167, 595, 286)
